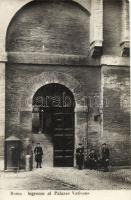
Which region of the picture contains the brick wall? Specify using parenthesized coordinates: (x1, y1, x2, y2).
(103, 66, 130, 165)
(2, 0, 130, 167)
(5, 64, 101, 167)
(5, 64, 101, 131)
(6, 64, 131, 166)
(6, 1, 90, 56)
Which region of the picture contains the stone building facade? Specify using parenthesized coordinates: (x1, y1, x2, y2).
(0, 0, 130, 169)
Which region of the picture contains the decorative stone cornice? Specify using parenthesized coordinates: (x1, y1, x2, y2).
(100, 55, 130, 67)
(7, 52, 100, 66)
(2, 52, 130, 67)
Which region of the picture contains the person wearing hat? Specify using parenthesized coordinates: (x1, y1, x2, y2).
(34, 143, 43, 168)
(88, 149, 98, 170)
(76, 143, 84, 170)
(101, 143, 110, 172)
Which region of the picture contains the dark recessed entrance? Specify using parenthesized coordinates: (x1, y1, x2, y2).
(32, 83, 75, 167)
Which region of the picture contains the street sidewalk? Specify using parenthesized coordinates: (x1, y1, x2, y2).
(33, 167, 131, 190)
(0, 167, 131, 190)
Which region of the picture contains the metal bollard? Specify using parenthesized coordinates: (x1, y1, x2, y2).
(25, 155, 31, 171)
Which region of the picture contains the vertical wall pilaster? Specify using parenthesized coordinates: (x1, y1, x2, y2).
(32, 112, 40, 133)
(0, 53, 6, 170)
(90, 0, 103, 56)
(120, 0, 130, 57)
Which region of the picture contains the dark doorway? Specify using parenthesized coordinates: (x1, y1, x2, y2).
(32, 83, 75, 167)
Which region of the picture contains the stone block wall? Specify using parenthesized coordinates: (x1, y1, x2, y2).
(6, 1, 90, 55)
(0, 0, 90, 53)
(0, 0, 130, 169)
(5, 63, 101, 167)
(5, 63, 131, 166)
(103, 66, 130, 165)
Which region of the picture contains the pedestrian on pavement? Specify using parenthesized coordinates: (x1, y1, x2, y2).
(88, 149, 98, 170)
(101, 143, 110, 172)
(34, 143, 43, 168)
(76, 143, 84, 170)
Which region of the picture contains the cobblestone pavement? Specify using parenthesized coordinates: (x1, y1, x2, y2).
(0, 167, 131, 190)
(0, 171, 77, 190)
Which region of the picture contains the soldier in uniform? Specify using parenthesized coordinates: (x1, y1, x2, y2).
(76, 143, 84, 170)
(34, 143, 43, 168)
(101, 143, 110, 172)
(88, 149, 98, 170)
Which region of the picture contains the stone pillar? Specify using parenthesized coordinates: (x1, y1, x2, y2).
(120, 0, 130, 57)
(0, 53, 7, 170)
(25, 155, 31, 171)
(20, 111, 33, 169)
(23, 137, 32, 171)
(32, 112, 40, 133)
(90, 0, 103, 56)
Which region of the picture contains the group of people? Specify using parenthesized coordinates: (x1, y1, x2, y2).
(34, 142, 110, 172)
(76, 143, 110, 172)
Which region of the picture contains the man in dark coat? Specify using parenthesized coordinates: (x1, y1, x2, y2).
(76, 143, 84, 170)
(88, 149, 98, 170)
(101, 143, 110, 172)
(34, 143, 43, 168)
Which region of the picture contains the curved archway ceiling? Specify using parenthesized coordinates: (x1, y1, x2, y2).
(32, 83, 75, 108)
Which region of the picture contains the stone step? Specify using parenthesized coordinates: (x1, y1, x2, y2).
(32, 133, 52, 140)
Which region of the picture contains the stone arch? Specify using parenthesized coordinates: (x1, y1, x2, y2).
(6, 0, 90, 55)
(20, 71, 85, 111)
(6, 0, 91, 31)
(19, 71, 88, 164)
(0, 0, 90, 53)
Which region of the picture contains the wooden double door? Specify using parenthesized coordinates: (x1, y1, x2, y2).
(39, 107, 74, 167)
(53, 108, 74, 167)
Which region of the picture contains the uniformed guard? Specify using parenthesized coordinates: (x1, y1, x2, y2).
(76, 143, 84, 170)
(34, 143, 43, 168)
(88, 149, 98, 170)
(101, 143, 110, 172)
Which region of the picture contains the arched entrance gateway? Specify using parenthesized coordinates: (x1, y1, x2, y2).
(32, 83, 75, 167)
(5, 0, 91, 170)
(18, 70, 87, 169)
(18, 70, 88, 169)
(0, 0, 130, 172)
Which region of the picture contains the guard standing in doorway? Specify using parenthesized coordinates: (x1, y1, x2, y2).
(34, 143, 43, 168)
(76, 143, 84, 170)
